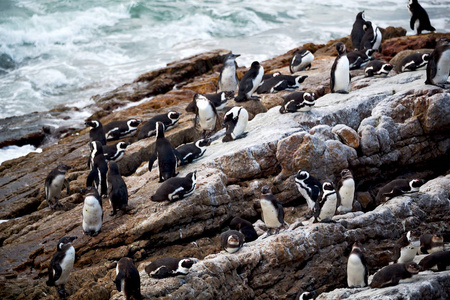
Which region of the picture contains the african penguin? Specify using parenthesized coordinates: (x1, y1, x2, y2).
(148, 122, 185, 182)
(103, 118, 141, 141)
(220, 230, 245, 253)
(347, 49, 376, 70)
(279, 91, 315, 113)
(337, 169, 355, 214)
(425, 38, 450, 87)
(107, 161, 128, 216)
(297, 291, 317, 300)
(289, 49, 314, 73)
(137, 111, 181, 140)
(193, 93, 221, 139)
(419, 233, 444, 254)
(229, 217, 258, 243)
(260, 186, 285, 236)
(222, 106, 249, 142)
(218, 53, 240, 93)
(86, 141, 108, 197)
(115, 257, 142, 300)
(102, 142, 130, 162)
(408, 0, 436, 35)
(46, 236, 77, 299)
(295, 170, 321, 211)
(360, 21, 382, 52)
(145, 257, 197, 279)
(81, 186, 103, 236)
(375, 178, 424, 204)
(176, 138, 210, 164)
(419, 250, 450, 271)
(330, 42, 350, 94)
(85, 120, 106, 145)
(256, 75, 308, 94)
(398, 53, 431, 72)
(313, 182, 337, 223)
(235, 61, 264, 102)
(351, 11, 366, 50)
(347, 241, 369, 288)
(185, 92, 234, 112)
(364, 60, 393, 77)
(262, 72, 281, 80)
(370, 262, 420, 288)
(392, 230, 421, 263)
(151, 171, 197, 202)
(45, 164, 72, 209)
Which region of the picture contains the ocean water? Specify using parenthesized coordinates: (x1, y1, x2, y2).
(0, 0, 448, 162)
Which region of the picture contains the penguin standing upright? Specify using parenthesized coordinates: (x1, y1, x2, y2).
(360, 21, 382, 52)
(148, 122, 184, 182)
(193, 93, 221, 139)
(222, 106, 249, 142)
(137, 111, 181, 140)
(82, 186, 103, 236)
(347, 241, 369, 288)
(218, 53, 240, 93)
(151, 171, 197, 202)
(313, 182, 338, 222)
(85, 120, 106, 145)
(45, 164, 73, 209)
(259, 186, 285, 236)
(86, 141, 108, 197)
(294, 170, 321, 211)
(425, 38, 450, 87)
(351, 11, 366, 50)
(229, 217, 258, 242)
(46, 236, 77, 299)
(289, 49, 314, 73)
(107, 161, 128, 216)
(115, 257, 143, 300)
(408, 0, 436, 35)
(235, 61, 264, 102)
(392, 230, 421, 263)
(330, 42, 351, 94)
(102, 142, 130, 162)
(103, 118, 141, 141)
(220, 230, 245, 253)
(337, 169, 355, 213)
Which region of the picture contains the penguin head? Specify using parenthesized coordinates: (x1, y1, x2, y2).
(85, 120, 101, 128)
(227, 234, 240, 246)
(295, 75, 308, 85)
(155, 121, 165, 138)
(117, 142, 130, 150)
(365, 48, 376, 58)
(298, 291, 316, 300)
(336, 42, 346, 55)
(223, 91, 235, 100)
(381, 64, 394, 72)
(352, 241, 364, 251)
(196, 138, 211, 147)
(57, 236, 77, 251)
(250, 61, 260, 69)
(224, 53, 240, 62)
(405, 262, 421, 274)
(128, 118, 141, 127)
(356, 11, 365, 21)
(422, 53, 431, 62)
(303, 92, 315, 102)
(296, 170, 310, 181)
(57, 164, 73, 173)
(180, 258, 196, 269)
(410, 179, 425, 189)
(340, 169, 352, 179)
(80, 186, 98, 196)
(188, 170, 197, 183)
(107, 160, 120, 175)
(261, 185, 272, 195)
(432, 233, 444, 243)
(167, 111, 181, 121)
(406, 230, 421, 244)
(322, 182, 335, 192)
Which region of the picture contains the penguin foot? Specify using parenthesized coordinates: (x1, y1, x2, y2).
(250, 96, 260, 101)
(57, 286, 69, 299)
(92, 231, 99, 237)
(110, 210, 116, 216)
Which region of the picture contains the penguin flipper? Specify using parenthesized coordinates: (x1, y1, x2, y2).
(115, 271, 124, 291)
(173, 148, 185, 166)
(86, 167, 97, 188)
(64, 179, 70, 195)
(410, 16, 417, 31)
(426, 55, 438, 84)
(148, 152, 157, 172)
(52, 264, 63, 282)
(277, 203, 285, 225)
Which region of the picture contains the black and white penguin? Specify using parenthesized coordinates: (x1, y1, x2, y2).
(337, 169, 355, 214)
(107, 161, 128, 216)
(295, 170, 322, 211)
(46, 236, 77, 299)
(262, 72, 281, 80)
(351, 11, 366, 50)
(419, 250, 450, 271)
(370, 262, 420, 288)
(347, 49, 376, 70)
(45, 164, 73, 209)
(279, 91, 315, 113)
(145, 257, 197, 278)
(103, 118, 141, 141)
(151, 171, 197, 202)
(364, 60, 393, 77)
(220, 230, 245, 253)
(86, 141, 108, 197)
(137, 111, 181, 140)
(330, 42, 351, 94)
(115, 257, 143, 300)
(425, 38, 450, 87)
(193, 93, 221, 139)
(176, 138, 210, 164)
(408, 0, 436, 35)
(235, 61, 264, 102)
(256, 75, 308, 94)
(347, 241, 369, 288)
(289, 49, 314, 73)
(419, 233, 444, 254)
(297, 291, 317, 300)
(260, 186, 285, 236)
(375, 178, 424, 204)
(148, 122, 185, 182)
(229, 217, 258, 242)
(85, 120, 106, 145)
(81, 186, 103, 236)
(218, 53, 240, 93)
(392, 230, 421, 263)
(360, 21, 382, 52)
(398, 53, 431, 72)
(313, 182, 337, 223)
(185, 92, 234, 113)
(102, 142, 130, 162)
(222, 106, 249, 142)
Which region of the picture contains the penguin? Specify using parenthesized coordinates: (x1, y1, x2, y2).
(419, 250, 450, 271)
(222, 106, 249, 142)
(148, 122, 185, 182)
(337, 169, 355, 214)
(107, 161, 128, 216)
(86, 141, 108, 197)
(347, 49, 376, 70)
(369, 262, 420, 288)
(145, 257, 197, 278)
(330, 42, 351, 94)
(185, 91, 234, 112)
(419, 233, 444, 254)
(46, 236, 77, 299)
(279, 91, 315, 113)
(375, 178, 424, 204)
(262, 72, 281, 80)
(392, 230, 421, 263)
(103, 118, 141, 141)
(408, 0, 436, 35)
(81, 186, 103, 236)
(115, 257, 143, 300)
(45, 164, 73, 209)
(313, 182, 338, 223)
(347, 241, 369, 288)
(218, 53, 240, 93)
(289, 49, 314, 73)
(256, 75, 308, 94)
(193, 93, 221, 139)
(229, 217, 258, 242)
(102, 142, 130, 162)
(351, 11, 366, 50)
(425, 38, 450, 87)
(176, 138, 210, 164)
(151, 171, 197, 202)
(294, 170, 321, 211)
(235, 61, 264, 102)
(85, 120, 106, 145)
(360, 21, 382, 52)
(398, 53, 431, 73)
(297, 291, 317, 300)
(364, 60, 393, 77)
(220, 230, 245, 253)
(137, 111, 181, 140)
(259, 185, 285, 236)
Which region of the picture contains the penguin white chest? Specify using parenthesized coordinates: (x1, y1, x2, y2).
(232, 110, 248, 139)
(49, 174, 65, 196)
(197, 102, 216, 131)
(398, 244, 419, 263)
(296, 182, 316, 210)
(318, 193, 337, 221)
(55, 246, 75, 285)
(220, 67, 238, 91)
(339, 179, 355, 209)
(434, 49, 450, 84)
(347, 254, 366, 287)
(83, 196, 102, 232)
(334, 57, 350, 92)
(248, 66, 264, 96)
(260, 199, 281, 228)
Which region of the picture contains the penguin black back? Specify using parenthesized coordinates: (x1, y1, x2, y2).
(85, 120, 106, 145)
(229, 217, 258, 242)
(107, 161, 128, 216)
(115, 257, 142, 300)
(235, 61, 264, 102)
(145, 257, 196, 278)
(87, 141, 108, 196)
(351, 11, 366, 50)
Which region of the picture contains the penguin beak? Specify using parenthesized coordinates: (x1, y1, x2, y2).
(69, 236, 77, 242)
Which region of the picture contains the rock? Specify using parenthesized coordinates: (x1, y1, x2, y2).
(359, 125, 380, 156)
(379, 26, 407, 41)
(332, 124, 360, 148)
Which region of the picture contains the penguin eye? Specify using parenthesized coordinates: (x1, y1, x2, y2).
(59, 242, 64, 249)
